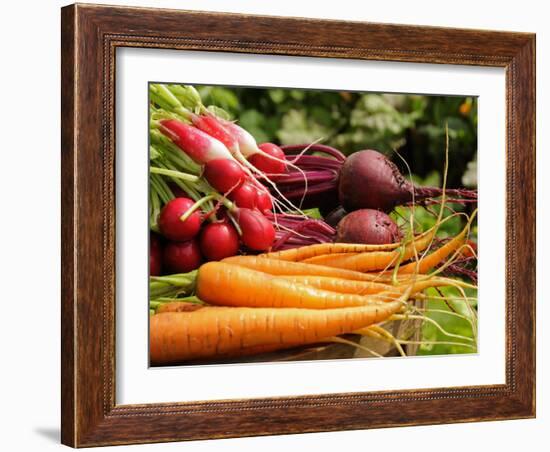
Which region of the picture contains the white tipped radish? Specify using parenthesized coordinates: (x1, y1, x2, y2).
(190, 114, 241, 154)
(159, 119, 233, 164)
(218, 119, 261, 158)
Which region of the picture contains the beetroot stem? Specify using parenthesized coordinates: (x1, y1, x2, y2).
(281, 144, 346, 162)
(279, 181, 339, 199)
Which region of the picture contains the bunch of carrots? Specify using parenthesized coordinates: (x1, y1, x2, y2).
(149, 209, 477, 365)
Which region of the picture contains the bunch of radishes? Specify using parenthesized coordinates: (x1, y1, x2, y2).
(150, 200, 271, 276)
(149, 84, 313, 276)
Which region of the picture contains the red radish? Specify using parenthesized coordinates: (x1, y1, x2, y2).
(336, 209, 401, 245)
(203, 158, 246, 193)
(255, 188, 273, 213)
(200, 222, 240, 260)
(158, 197, 201, 241)
(162, 239, 203, 273)
(190, 114, 239, 153)
(235, 208, 276, 251)
(250, 143, 287, 174)
(339, 150, 477, 212)
(150, 233, 162, 276)
(159, 118, 233, 164)
(228, 181, 258, 209)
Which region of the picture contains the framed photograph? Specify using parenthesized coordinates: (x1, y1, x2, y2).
(61, 3, 535, 447)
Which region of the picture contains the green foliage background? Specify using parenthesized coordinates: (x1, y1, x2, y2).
(196, 85, 478, 356)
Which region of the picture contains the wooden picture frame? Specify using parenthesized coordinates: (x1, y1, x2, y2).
(61, 3, 535, 447)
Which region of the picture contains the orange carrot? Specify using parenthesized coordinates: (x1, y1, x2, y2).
(300, 228, 435, 272)
(153, 308, 313, 362)
(222, 255, 386, 281)
(149, 301, 403, 364)
(263, 242, 402, 262)
(156, 302, 205, 314)
(196, 262, 392, 308)
(392, 220, 471, 275)
(300, 252, 361, 263)
(263, 228, 438, 262)
(281, 275, 457, 297)
(281, 275, 394, 295)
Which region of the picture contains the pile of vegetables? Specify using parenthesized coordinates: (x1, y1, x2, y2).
(148, 83, 478, 364)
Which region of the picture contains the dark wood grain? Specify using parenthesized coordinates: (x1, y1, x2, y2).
(60, 5, 76, 446)
(61, 3, 536, 447)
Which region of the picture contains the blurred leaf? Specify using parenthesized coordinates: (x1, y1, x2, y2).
(197, 86, 240, 112)
(290, 90, 306, 101)
(238, 109, 271, 143)
(206, 105, 232, 120)
(277, 109, 331, 145)
(333, 94, 421, 154)
(417, 286, 477, 356)
(462, 157, 478, 188)
(302, 208, 322, 219)
(268, 89, 286, 104)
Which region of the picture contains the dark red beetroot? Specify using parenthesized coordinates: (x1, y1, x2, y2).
(338, 150, 477, 212)
(162, 239, 202, 273)
(150, 233, 162, 276)
(250, 143, 287, 174)
(235, 208, 275, 251)
(203, 158, 246, 193)
(158, 197, 202, 241)
(336, 209, 401, 245)
(228, 181, 258, 209)
(200, 222, 240, 261)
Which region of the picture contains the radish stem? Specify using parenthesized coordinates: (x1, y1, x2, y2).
(150, 167, 199, 182)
